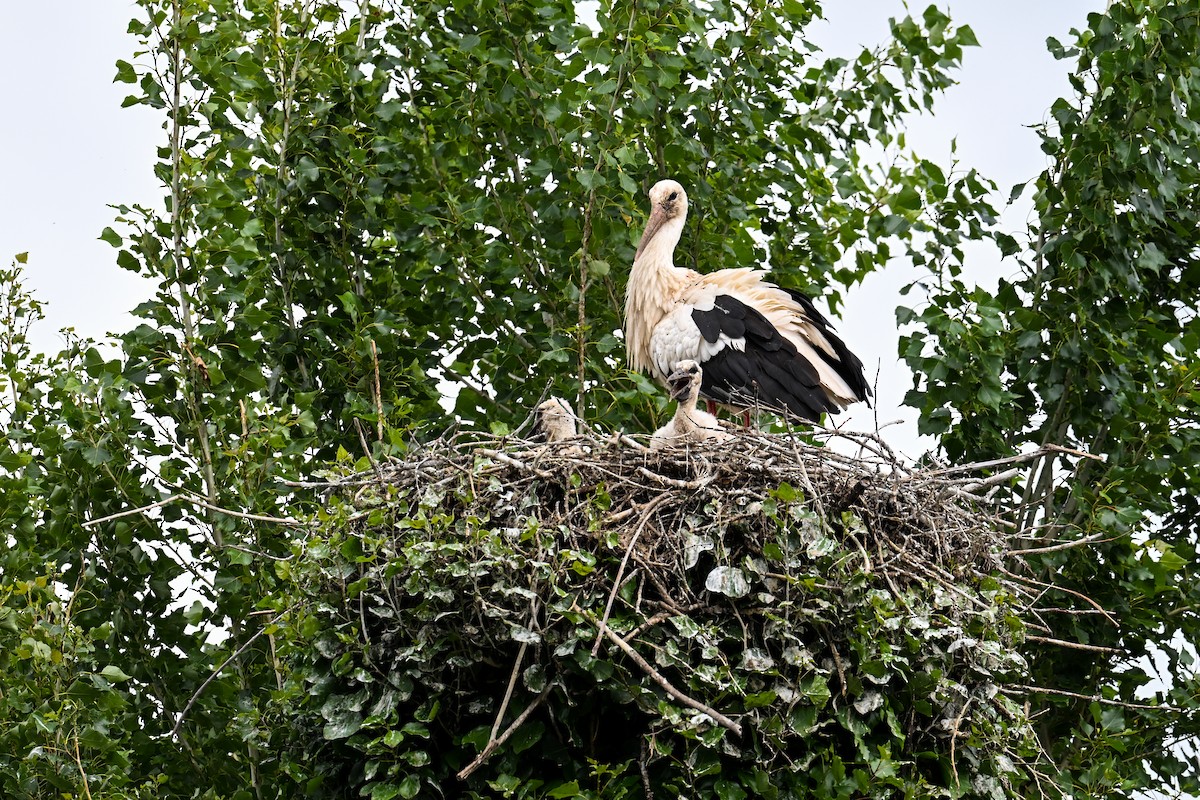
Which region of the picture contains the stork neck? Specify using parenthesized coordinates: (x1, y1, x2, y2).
(674, 388, 702, 433)
(633, 216, 685, 276)
(624, 216, 687, 374)
(628, 217, 687, 316)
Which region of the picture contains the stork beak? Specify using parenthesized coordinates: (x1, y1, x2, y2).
(668, 370, 693, 401)
(634, 206, 666, 262)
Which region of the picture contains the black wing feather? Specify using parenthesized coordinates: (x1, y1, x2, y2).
(691, 294, 841, 421)
(782, 288, 871, 403)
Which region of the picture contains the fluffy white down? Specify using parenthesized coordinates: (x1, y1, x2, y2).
(650, 360, 732, 451)
(534, 397, 578, 443)
(649, 406, 730, 450)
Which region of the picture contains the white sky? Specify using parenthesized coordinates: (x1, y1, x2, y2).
(0, 1, 1099, 457)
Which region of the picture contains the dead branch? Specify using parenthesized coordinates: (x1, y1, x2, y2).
(456, 685, 554, 780)
(580, 604, 743, 736)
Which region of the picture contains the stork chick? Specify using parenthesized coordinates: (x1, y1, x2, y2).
(532, 397, 578, 443)
(624, 180, 871, 422)
(650, 360, 732, 451)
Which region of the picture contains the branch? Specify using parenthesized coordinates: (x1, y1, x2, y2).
(579, 605, 743, 736)
(997, 565, 1118, 627)
(1006, 531, 1111, 556)
(171, 611, 287, 740)
(1012, 683, 1189, 714)
(924, 442, 1104, 479)
(187, 495, 314, 527)
(1024, 634, 1120, 654)
(456, 685, 552, 780)
(948, 694, 974, 789)
(83, 493, 313, 530)
(636, 466, 711, 490)
(592, 494, 669, 656)
(82, 494, 184, 528)
(477, 448, 553, 479)
(370, 339, 384, 442)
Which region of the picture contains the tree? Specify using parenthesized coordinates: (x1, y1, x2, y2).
(901, 0, 1200, 795)
(99, 0, 983, 789)
(4, 0, 1196, 796)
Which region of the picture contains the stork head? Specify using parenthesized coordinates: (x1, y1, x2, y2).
(667, 359, 703, 402)
(532, 397, 577, 442)
(635, 179, 689, 262)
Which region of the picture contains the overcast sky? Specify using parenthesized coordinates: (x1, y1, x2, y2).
(0, 1, 1098, 457)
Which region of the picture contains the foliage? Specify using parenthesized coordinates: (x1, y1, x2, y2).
(2, 0, 987, 794)
(271, 432, 1036, 799)
(0, 258, 188, 796)
(6, 0, 1196, 795)
(0, 565, 164, 799)
(111, 0, 986, 437)
(900, 0, 1200, 795)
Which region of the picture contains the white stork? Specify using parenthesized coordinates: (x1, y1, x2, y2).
(624, 179, 871, 422)
(650, 360, 732, 451)
(531, 397, 578, 443)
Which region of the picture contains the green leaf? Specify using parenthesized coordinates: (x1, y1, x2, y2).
(113, 59, 137, 84)
(397, 775, 421, 799)
(546, 780, 581, 798)
(99, 665, 132, 682)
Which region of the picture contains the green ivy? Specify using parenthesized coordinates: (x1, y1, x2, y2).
(269, 458, 1035, 799)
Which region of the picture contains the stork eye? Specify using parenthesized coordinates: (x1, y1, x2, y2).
(668, 191, 678, 201)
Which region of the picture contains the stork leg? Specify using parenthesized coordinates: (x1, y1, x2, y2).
(742, 409, 751, 430)
(706, 399, 717, 416)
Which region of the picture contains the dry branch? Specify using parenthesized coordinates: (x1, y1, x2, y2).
(580, 605, 744, 736)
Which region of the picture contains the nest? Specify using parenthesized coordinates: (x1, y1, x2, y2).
(286, 426, 1047, 798)
(353, 425, 1008, 600)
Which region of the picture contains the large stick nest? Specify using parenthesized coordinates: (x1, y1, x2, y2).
(283, 427, 1046, 799)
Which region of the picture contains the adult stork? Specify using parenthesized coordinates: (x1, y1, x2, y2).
(650, 360, 731, 451)
(624, 179, 870, 422)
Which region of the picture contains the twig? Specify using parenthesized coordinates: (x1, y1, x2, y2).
(72, 734, 94, 800)
(580, 605, 743, 736)
(636, 466, 711, 490)
(478, 448, 553, 479)
(456, 685, 553, 780)
(948, 694, 974, 788)
(997, 565, 1118, 626)
(923, 443, 1103, 479)
(817, 622, 847, 697)
(1006, 531, 1109, 556)
(593, 495, 669, 656)
(962, 467, 1022, 491)
(1024, 634, 1120, 654)
(171, 611, 287, 739)
(640, 737, 655, 800)
(84, 491, 310, 529)
(1012, 684, 1188, 714)
(370, 339, 384, 442)
(491, 641, 529, 742)
(186, 495, 314, 527)
(82, 494, 184, 528)
(623, 611, 676, 643)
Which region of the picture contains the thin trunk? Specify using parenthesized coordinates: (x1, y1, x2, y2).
(273, 1, 312, 387)
(169, 0, 220, 547)
(576, 193, 596, 417)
